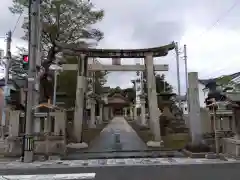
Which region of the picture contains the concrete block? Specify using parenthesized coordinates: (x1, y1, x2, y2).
(205, 153, 217, 159)
(48, 155, 61, 161)
(147, 140, 164, 148)
(66, 142, 88, 149)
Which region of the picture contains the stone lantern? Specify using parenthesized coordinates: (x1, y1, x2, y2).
(139, 94, 146, 126)
(157, 92, 176, 136)
(225, 92, 240, 138)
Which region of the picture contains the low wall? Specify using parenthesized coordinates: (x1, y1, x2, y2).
(4, 135, 66, 157)
(34, 136, 66, 155)
(222, 137, 240, 157)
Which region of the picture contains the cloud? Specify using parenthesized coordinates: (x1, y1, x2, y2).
(132, 21, 184, 47)
(1, 0, 240, 94)
(0, 0, 25, 39)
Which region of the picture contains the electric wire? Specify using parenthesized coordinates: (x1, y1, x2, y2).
(12, 12, 23, 35)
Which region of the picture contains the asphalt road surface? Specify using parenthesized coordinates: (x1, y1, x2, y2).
(0, 158, 239, 180)
(0, 162, 240, 180)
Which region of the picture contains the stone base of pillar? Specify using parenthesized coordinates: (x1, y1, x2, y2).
(88, 123, 96, 128)
(96, 116, 102, 125)
(146, 140, 164, 148)
(24, 151, 34, 163)
(140, 122, 148, 127)
(140, 115, 147, 126)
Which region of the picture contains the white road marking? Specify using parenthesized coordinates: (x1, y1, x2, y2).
(0, 173, 96, 180)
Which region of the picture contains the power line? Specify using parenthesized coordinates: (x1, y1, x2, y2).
(179, 1, 239, 80)
(12, 12, 23, 35)
(197, 0, 239, 39)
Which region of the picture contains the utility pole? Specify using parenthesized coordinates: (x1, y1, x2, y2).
(24, 0, 41, 163)
(34, 0, 42, 107)
(183, 45, 188, 113)
(1, 31, 11, 139)
(175, 42, 181, 108)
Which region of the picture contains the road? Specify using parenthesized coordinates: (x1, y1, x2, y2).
(0, 159, 239, 179)
(3, 117, 239, 179)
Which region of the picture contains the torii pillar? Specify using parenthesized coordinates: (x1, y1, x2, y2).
(144, 53, 161, 142)
(73, 54, 88, 143)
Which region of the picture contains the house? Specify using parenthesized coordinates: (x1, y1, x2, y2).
(0, 79, 26, 109)
(182, 72, 240, 114)
(0, 78, 25, 126)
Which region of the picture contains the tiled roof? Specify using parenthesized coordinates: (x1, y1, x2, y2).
(199, 72, 240, 86)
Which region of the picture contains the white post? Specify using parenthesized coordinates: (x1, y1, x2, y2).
(144, 52, 161, 142)
(133, 106, 137, 120)
(99, 104, 103, 124)
(89, 98, 96, 128)
(124, 108, 127, 116)
(110, 108, 114, 118)
(43, 117, 49, 133)
(188, 72, 203, 145)
(103, 107, 109, 121)
(53, 71, 58, 106)
(54, 111, 66, 135)
(34, 118, 41, 133)
(140, 99, 146, 125)
(9, 111, 20, 137)
(130, 106, 133, 119)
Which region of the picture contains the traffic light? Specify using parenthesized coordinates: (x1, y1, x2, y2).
(22, 55, 29, 70)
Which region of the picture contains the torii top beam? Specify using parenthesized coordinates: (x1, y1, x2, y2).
(55, 41, 175, 58)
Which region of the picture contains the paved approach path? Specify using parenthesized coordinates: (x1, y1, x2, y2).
(87, 116, 147, 152)
(65, 116, 184, 159)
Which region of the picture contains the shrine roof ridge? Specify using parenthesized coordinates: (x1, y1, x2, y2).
(56, 41, 176, 58)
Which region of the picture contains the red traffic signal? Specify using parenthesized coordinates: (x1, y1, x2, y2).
(23, 55, 28, 63)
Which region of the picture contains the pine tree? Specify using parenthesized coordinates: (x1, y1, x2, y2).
(9, 0, 104, 100)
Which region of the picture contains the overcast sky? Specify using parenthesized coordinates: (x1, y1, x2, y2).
(0, 0, 240, 94)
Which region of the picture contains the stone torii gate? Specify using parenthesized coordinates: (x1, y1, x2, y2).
(56, 42, 175, 144)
